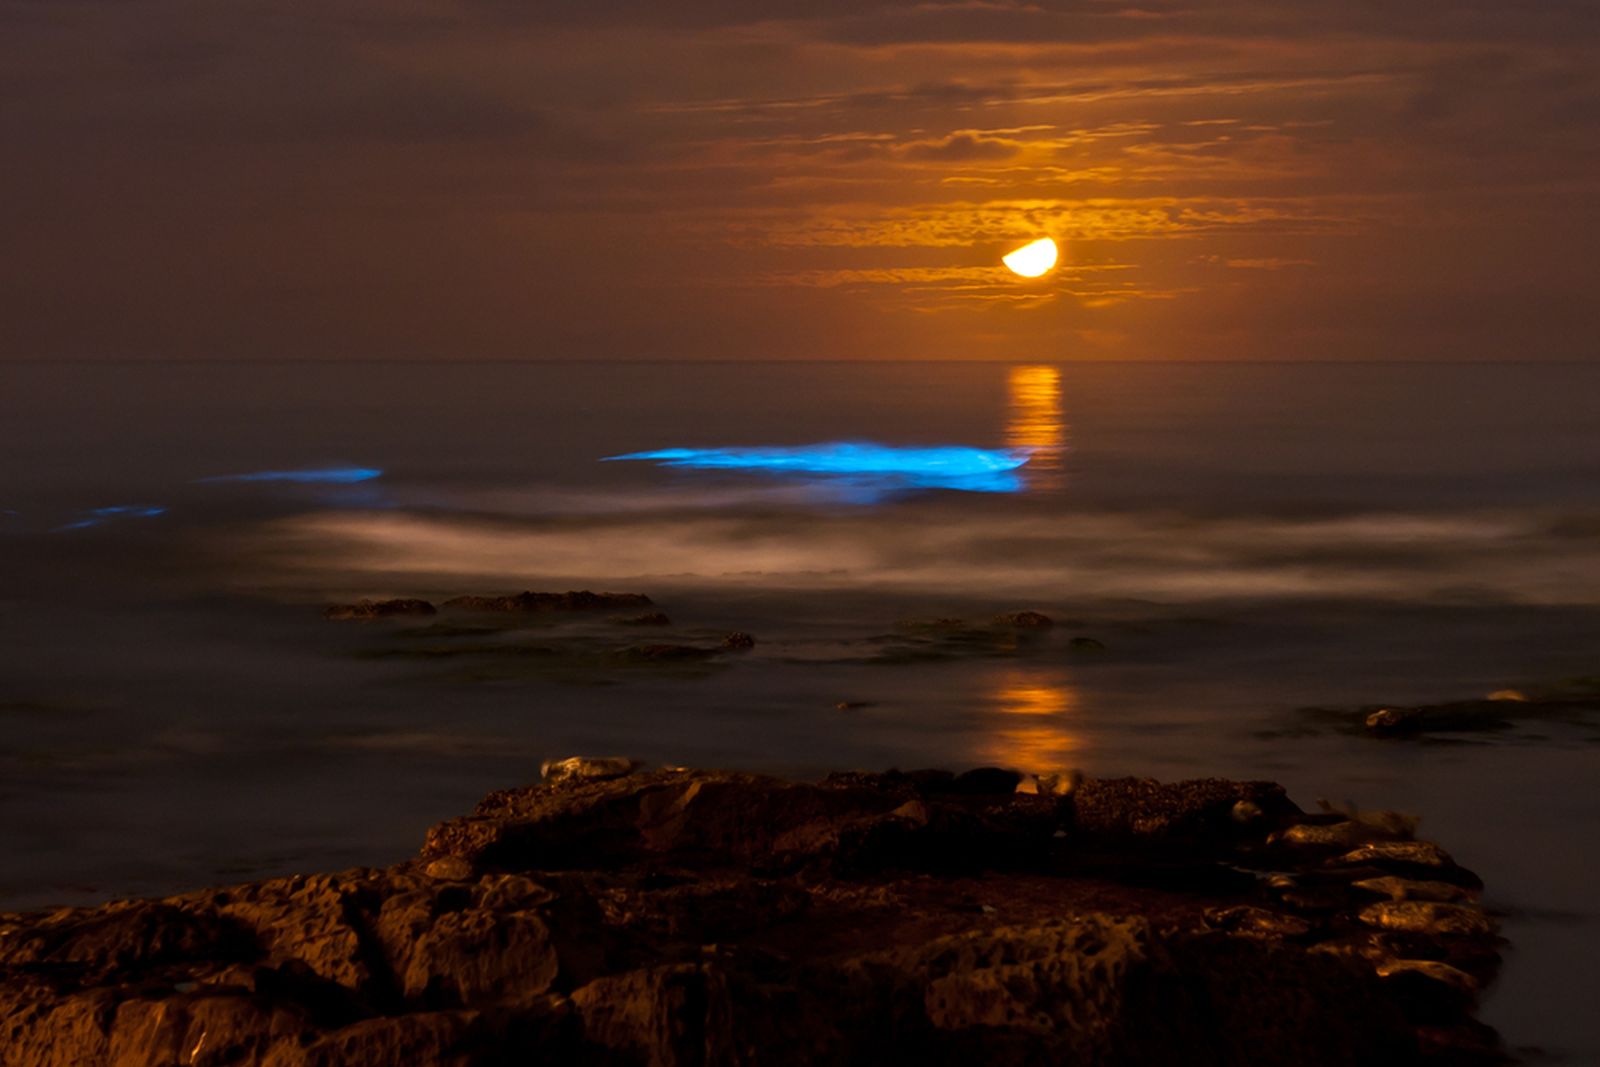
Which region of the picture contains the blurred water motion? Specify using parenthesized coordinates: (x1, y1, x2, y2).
(5, 360, 1600, 1058)
(982, 671, 1080, 773)
(1005, 365, 1066, 488)
(198, 467, 384, 485)
(53, 505, 167, 532)
(604, 442, 1029, 495)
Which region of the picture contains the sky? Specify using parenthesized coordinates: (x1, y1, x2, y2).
(3, 0, 1598, 362)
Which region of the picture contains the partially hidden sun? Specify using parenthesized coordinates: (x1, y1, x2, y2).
(1002, 237, 1058, 278)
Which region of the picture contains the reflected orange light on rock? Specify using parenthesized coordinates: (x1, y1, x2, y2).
(1005, 364, 1066, 484)
(983, 671, 1080, 773)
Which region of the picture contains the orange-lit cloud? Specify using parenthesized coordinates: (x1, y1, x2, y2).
(1, 0, 1596, 360)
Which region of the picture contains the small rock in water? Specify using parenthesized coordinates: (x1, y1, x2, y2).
(1068, 636, 1107, 652)
(1485, 689, 1528, 702)
(1365, 707, 1415, 731)
(615, 612, 672, 626)
(444, 590, 653, 613)
(993, 610, 1053, 628)
(1360, 700, 1522, 736)
(540, 756, 643, 783)
(722, 632, 757, 651)
(323, 598, 437, 620)
(834, 700, 875, 711)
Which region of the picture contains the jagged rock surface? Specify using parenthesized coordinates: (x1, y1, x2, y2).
(0, 768, 1505, 1066)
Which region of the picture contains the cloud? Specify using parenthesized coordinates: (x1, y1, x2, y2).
(0, 0, 1596, 360)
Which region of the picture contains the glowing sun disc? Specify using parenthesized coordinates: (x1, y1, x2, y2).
(1003, 237, 1058, 278)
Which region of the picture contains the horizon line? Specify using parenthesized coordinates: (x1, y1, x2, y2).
(3, 357, 1597, 367)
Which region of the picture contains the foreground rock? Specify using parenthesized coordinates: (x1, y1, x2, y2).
(0, 767, 1505, 1066)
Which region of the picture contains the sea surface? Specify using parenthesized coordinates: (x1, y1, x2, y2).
(2, 360, 1598, 1060)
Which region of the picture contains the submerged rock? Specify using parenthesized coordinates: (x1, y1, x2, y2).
(322, 598, 437, 620)
(612, 612, 672, 626)
(0, 766, 1506, 1066)
(1330, 693, 1599, 737)
(442, 590, 654, 613)
(993, 611, 1053, 629)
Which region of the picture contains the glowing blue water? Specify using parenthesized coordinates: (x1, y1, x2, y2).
(53, 505, 167, 532)
(198, 467, 383, 485)
(604, 443, 1030, 494)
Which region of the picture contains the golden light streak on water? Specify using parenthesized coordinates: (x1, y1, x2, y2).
(1005, 364, 1066, 486)
(982, 671, 1080, 772)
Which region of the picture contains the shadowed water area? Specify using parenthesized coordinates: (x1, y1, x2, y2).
(1, 360, 1598, 1060)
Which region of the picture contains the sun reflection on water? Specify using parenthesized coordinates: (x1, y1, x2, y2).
(1005, 364, 1066, 487)
(982, 670, 1080, 773)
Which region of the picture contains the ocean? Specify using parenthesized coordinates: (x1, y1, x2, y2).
(1, 359, 1598, 1059)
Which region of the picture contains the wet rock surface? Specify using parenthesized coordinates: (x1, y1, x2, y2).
(0, 766, 1506, 1066)
(1294, 683, 1600, 740)
(440, 591, 653, 614)
(331, 591, 765, 683)
(322, 598, 437, 621)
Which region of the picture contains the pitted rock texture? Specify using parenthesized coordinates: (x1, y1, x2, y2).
(1, 768, 1505, 1066)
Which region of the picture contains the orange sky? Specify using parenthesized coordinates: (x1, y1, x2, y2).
(3, 1, 1597, 360)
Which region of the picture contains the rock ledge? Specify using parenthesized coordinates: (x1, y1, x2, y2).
(0, 765, 1505, 1066)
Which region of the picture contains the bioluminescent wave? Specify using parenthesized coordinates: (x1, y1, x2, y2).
(604, 443, 1030, 494)
(198, 467, 384, 485)
(53, 505, 167, 532)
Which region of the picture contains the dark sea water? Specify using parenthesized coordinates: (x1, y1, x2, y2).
(2, 360, 1598, 1060)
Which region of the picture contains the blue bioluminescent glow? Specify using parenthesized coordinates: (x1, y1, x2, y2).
(198, 467, 384, 485)
(604, 442, 1031, 494)
(53, 505, 167, 532)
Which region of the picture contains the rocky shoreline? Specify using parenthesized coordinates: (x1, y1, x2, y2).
(1, 762, 1506, 1066)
